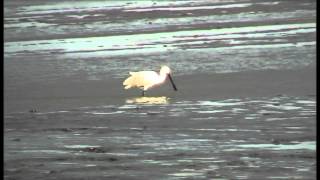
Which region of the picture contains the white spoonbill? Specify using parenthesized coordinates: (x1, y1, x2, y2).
(123, 65, 178, 96)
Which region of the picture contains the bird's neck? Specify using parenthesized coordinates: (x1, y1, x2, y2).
(158, 72, 167, 83)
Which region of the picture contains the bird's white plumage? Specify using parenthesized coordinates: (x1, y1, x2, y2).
(123, 66, 172, 91)
(124, 71, 164, 90)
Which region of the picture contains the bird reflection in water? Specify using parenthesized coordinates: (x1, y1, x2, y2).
(126, 96, 169, 104)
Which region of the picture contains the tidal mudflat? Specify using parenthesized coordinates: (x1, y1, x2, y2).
(4, 95, 316, 179)
(4, 0, 316, 179)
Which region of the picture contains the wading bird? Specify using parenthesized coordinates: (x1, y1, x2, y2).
(123, 65, 178, 96)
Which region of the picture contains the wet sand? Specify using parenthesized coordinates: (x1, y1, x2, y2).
(4, 65, 316, 179)
(4, 0, 316, 179)
(4, 64, 316, 113)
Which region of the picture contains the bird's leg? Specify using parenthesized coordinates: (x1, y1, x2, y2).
(141, 90, 145, 96)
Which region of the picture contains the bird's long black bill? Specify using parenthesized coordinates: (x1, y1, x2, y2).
(168, 74, 178, 91)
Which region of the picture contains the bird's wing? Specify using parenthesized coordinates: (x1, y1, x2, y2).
(123, 71, 158, 89)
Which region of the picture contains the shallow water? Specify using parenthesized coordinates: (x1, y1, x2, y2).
(4, 0, 316, 82)
(4, 0, 316, 179)
(4, 95, 316, 179)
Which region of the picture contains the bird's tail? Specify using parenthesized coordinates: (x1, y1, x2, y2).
(123, 72, 136, 89)
(124, 85, 131, 89)
(123, 78, 131, 89)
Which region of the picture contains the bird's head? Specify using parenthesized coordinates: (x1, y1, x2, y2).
(160, 65, 177, 91)
(160, 65, 171, 75)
